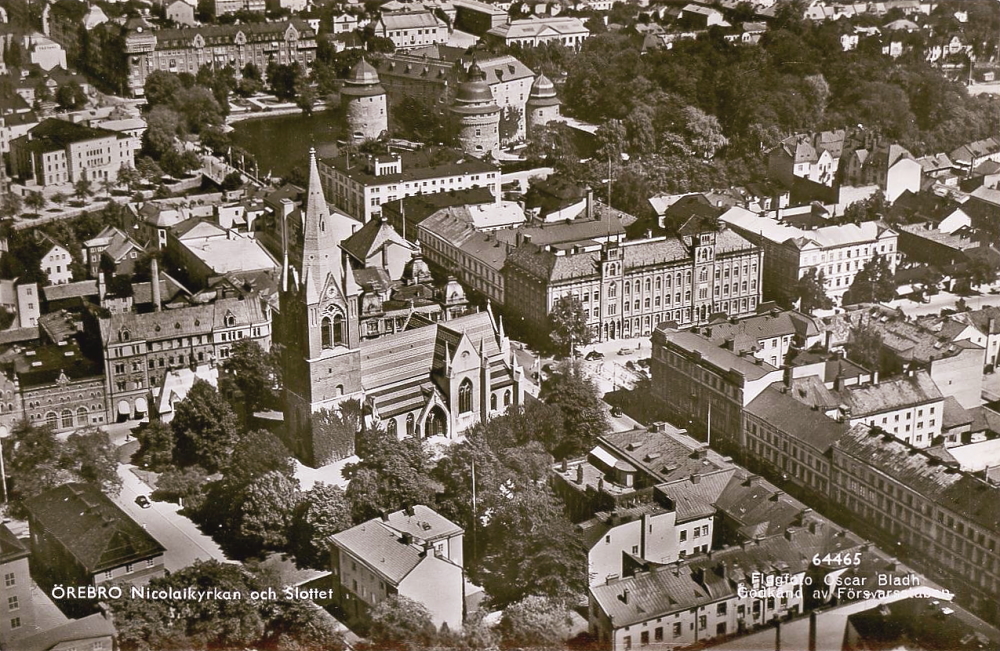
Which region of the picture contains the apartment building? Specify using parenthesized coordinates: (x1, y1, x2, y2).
(373, 11, 448, 50)
(720, 206, 899, 304)
(10, 118, 137, 188)
(0, 524, 34, 644)
(39, 235, 73, 286)
(485, 16, 590, 47)
(318, 149, 500, 222)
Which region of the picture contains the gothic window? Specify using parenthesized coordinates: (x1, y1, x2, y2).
(406, 413, 415, 436)
(386, 418, 397, 437)
(459, 379, 473, 414)
(504, 389, 511, 406)
(321, 317, 333, 349)
(333, 314, 345, 346)
(491, 393, 498, 410)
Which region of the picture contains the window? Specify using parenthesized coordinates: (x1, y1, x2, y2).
(680, 530, 687, 542)
(504, 389, 511, 406)
(387, 419, 397, 437)
(126, 563, 134, 573)
(699, 615, 707, 630)
(640, 631, 649, 645)
(7, 596, 18, 611)
(624, 636, 632, 650)
(406, 413, 415, 436)
(146, 558, 155, 568)
(673, 623, 682, 637)
(654, 627, 663, 642)
(3, 572, 14, 588)
(491, 393, 498, 410)
(717, 602, 727, 615)
(459, 379, 473, 413)
(10, 617, 20, 630)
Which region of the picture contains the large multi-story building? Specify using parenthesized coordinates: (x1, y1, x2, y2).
(504, 213, 762, 342)
(720, 206, 899, 304)
(318, 148, 500, 222)
(117, 20, 317, 97)
(373, 11, 448, 50)
(329, 506, 464, 631)
(0, 523, 34, 644)
(96, 296, 273, 422)
(485, 16, 590, 48)
(10, 118, 137, 187)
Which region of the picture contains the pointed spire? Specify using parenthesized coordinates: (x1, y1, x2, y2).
(498, 313, 506, 340)
(479, 337, 488, 361)
(444, 342, 452, 375)
(301, 147, 351, 304)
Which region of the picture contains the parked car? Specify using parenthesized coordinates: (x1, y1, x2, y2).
(610, 406, 624, 417)
(586, 351, 605, 361)
(135, 495, 151, 509)
(618, 347, 633, 355)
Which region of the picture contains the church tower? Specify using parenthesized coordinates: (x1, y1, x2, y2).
(280, 148, 363, 465)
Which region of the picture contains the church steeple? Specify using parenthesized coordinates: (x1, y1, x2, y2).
(300, 147, 357, 304)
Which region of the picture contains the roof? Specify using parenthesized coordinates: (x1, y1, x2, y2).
(654, 329, 780, 382)
(321, 147, 497, 186)
(839, 371, 943, 416)
(0, 523, 29, 565)
(487, 16, 589, 39)
(148, 20, 315, 49)
(746, 384, 850, 453)
(24, 483, 165, 573)
(22, 118, 123, 154)
(418, 207, 510, 272)
(42, 279, 99, 302)
(342, 216, 412, 264)
(15, 612, 116, 651)
(835, 423, 1000, 536)
(98, 296, 268, 345)
(384, 505, 463, 542)
(846, 597, 1000, 650)
(700, 310, 818, 354)
(720, 206, 896, 251)
(600, 425, 729, 485)
(380, 10, 445, 30)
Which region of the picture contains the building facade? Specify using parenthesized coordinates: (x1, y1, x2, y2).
(10, 118, 136, 188)
(485, 16, 590, 47)
(342, 58, 388, 143)
(451, 61, 501, 158)
(0, 524, 34, 643)
(504, 217, 762, 342)
(39, 237, 73, 286)
(374, 11, 448, 50)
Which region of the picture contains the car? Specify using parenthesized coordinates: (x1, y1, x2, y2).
(617, 347, 633, 355)
(585, 351, 605, 361)
(610, 406, 624, 417)
(135, 495, 151, 509)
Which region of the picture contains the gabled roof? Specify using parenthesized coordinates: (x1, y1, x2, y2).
(746, 384, 849, 454)
(380, 10, 445, 30)
(24, 483, 165, 573)
(384, 505, 463, 542)
(98, 296, 267, 344)
(839, 370, 943, 417)
(342, 216, 412, 264)
(0, 523, 29, 564)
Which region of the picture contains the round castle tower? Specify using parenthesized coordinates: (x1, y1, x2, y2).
(526, 74, 561, 131)
(342, 58, 387, 143)
(450, 61, 500, 158)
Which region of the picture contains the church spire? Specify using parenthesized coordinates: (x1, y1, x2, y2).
(300, 147, 349, 304)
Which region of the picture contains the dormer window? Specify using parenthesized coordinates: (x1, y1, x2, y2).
(119, 327, 130, 342)
(225, 313, 236, 327)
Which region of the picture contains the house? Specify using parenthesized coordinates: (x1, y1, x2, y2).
(0, 278, 40, 328)
(329, 506, 465, 630)
(374, 11, 448, 50)
(332, 12, 360, 33)
(844, 598, 1000, 651)
(166, 0, 197, 26)
(1, 523, 34, 643)
(841, 141, 922, 203)
(10, 118, 137, 188)
(84, 225, 145, 278)
(166, 220, 279, 289)
(39, 234, 73, 285)
(485, 16, 589, 48)
(950, 138, 1000, 175)
(24, 483, 166, 615)
(341, 214, 418, 282)
(767, 131, 845, 188)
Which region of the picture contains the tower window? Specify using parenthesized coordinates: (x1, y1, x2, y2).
(333, 314, 345, 346)
(321, 316, 333, 349)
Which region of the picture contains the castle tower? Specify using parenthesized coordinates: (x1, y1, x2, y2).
(343, 58, 387, 143)
(450, 60, 500, 158)
(526, 74, 561, 131)
(280, 148, 363, 465)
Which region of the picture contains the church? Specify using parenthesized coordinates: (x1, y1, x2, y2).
(279, 149, 527, 465)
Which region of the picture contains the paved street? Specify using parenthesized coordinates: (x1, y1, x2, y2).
(113, 464, 232, 572)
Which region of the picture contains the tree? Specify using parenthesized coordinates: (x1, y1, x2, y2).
(152, 465, 208, 509)
(681, 105, 728, 159)
(847, 323, 883, 372)
(116, 165, 142, 192)
(226, 429, 295, 486)
(134, 420, 176, 471)
(55, 81, 87, 110)
(0, 193, 22, 219)
(3, 420, 68, 511)
(221, 171, 243, 192)
(842, 254, 897, 306)
(499, 105, 522, 145)
(541, 360, 608, 459)
(367, 595, 438, 650)
(171, 379, 241, 472)
(960, 256, 998, 290)
(267, 62, 301, 100)
(795, 268, 833, 313)
(144, 70, 185, 108)
(498, 595, 574, 650)
(295, 81, 318, 116)
(23, 191, 46, 213)
(143, 106, 181, 159)
(236, 470, 300, 552)
(61, 428, 122, 496)
(478, 484, 586, 608)
(73, 178, 92, 202)
(343, 425, 436, 522)
(220, 338, 280, 412)
(288, 482, 353, 570)
(549, 295, 590, 355)
(311, 400, 362, 466)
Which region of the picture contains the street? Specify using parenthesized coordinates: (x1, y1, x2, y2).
(112, 464, 232, 572)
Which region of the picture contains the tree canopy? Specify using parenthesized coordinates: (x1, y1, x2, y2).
(842, 254, 897, 306)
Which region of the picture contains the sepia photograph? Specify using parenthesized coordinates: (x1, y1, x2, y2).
(0, 0, 998, 648)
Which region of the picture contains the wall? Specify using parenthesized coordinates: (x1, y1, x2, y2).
(398, 554, 464, 630)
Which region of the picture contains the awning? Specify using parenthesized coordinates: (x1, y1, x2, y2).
(135, 397, 148, 413)
(118, 401, 130, 415)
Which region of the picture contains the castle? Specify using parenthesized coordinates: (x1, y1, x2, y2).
(279, 149, 527, 465)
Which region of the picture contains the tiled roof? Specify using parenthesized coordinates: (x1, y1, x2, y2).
(417, 207, 510, 271)
(835, 423, 1000, 532)
(657, 471, 735, 522)
(747, 384, 849, 453)
(487, 16, 589, 39)
(24, 483, 165, 573)
(384, 505, 463, 542)
(322, 147, 497, 186)
(838, 370, 943, 416)
(700, 310, 816, 353)
(600, 425, 729, 484)
(380, 10, 444, 30)
(714, 471, 808, 538)
(342, 216, 410, 264)
(23, 118, 123, 154)
(99, 296, 267, 344)
(331, 521, 425, 584)
(656, 329, 780, 382)
(847, 597, 1000, 650)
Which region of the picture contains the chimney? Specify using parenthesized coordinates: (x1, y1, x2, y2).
(872, 370, 879, 385)
(990, 317, 996, 334)
(401, 532, 414, 545)
(691, 473, 701, 484)
(380, 510, 389, 522)
(150, 256, 162, 311)
(576, 465, 584, 484)
(775, 619, 782, 651)
(620, 588, 630, 604)
(560, 459, 568, 472)
(597, 477, 605, 492)
(586, 185, 594, 221)
(404, 505, 415, 517)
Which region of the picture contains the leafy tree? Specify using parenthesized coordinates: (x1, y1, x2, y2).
(2, 420, 68, 511)
(61, 427, 122, 495)
(343, 425, 436, 522)
(220, 338, 281, 412)
(237, 470, 300, 552)
(51, 192, 68, 205)
(478, 484, 586, 608)
(226, 429, 295, 486)
(144, 70, 185, 108)
(171, 379, 241, 472)
(847, 323, 883, 372)
(392, 95, 456, 145)
(0, 193, 22, 219)
(594, 118, 626, 162)
(267, 62, 301, 100)
(295, 80, 318, 116)
(152, 465, 208, 509)
(289, 482, 353, 570)
(366, 595, 438, 651)
(55, 81, 87, 110)
(549, 295, 590, 355)
(960, 256, 998, 290)
(795, 268, 833, 313)
(840, 192, 886, 224)
(142, 106, 181, 158)
(541, 360, 608, 459)
(499, 105, 522, 145)
(498, 595, 574, 650)
(311, 399, 362, 465)
(23, 190, 46, 212)
(842, 254, 897, 306)
(136, 156, 165, 181)
(134, 420, 176, 470)
(221, 171, 243, 192)
(681, 105, 728, 159)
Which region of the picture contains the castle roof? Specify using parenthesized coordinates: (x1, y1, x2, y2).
(527, 73, 560, 107)
(341, 58, 385, 98)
